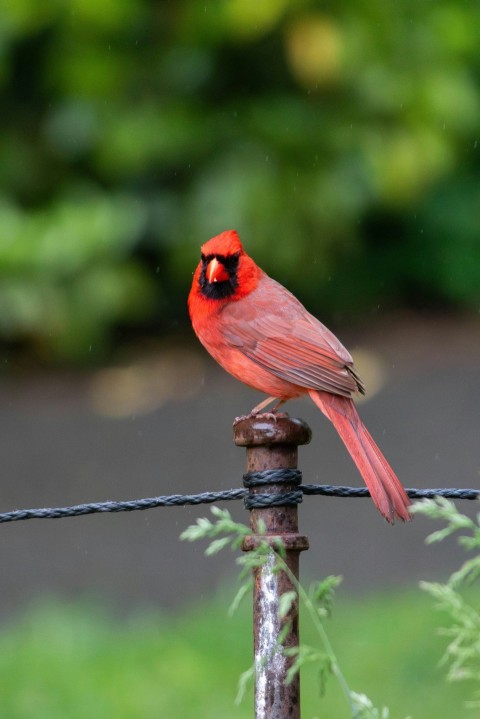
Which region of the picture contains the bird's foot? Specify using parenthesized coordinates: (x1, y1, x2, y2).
(233, 397, 287, 426)
(233, 414, 246, 424)
(233, 409, 288, 426)
(233, 411, 277, 425)
(233, 411, 256, 425)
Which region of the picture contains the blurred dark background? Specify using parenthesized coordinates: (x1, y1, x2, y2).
(0, 1, 479, 616)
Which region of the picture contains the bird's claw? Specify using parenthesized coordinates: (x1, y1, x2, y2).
(258, 411, 279, 423)
(233, 413, 250, 424)
(233, 410, 288, 426)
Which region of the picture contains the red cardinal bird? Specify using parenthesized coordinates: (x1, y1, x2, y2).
(188, 230, 410, 523)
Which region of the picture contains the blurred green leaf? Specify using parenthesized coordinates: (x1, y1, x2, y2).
(0, 0, 479, 364)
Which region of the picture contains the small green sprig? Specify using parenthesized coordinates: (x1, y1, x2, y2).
(412, 497, 480, 708)
(181, 506, 391, 718)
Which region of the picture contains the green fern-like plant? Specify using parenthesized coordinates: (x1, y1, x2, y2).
(181, 506, 391, 718)
(412, 497, 480, 709)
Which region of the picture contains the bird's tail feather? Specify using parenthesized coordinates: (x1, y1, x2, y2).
(308, 390, 411, 523)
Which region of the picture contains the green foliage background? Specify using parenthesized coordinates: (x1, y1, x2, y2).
(0, 590, 474, 718)
(0, 0, 479, 362)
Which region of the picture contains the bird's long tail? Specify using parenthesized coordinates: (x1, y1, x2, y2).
(308, 390, 411, 523)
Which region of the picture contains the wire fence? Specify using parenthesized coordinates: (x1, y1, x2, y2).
(0, 473, 477, 523)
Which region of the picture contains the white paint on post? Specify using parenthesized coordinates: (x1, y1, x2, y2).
(255, 551, 286, 718)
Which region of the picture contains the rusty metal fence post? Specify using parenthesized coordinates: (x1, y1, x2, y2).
(234, 414, 312, 719)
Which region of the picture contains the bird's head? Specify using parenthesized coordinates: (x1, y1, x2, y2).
(196, 230, 259, 301)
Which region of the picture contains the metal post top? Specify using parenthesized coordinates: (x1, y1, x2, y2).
(233, 413, 312, 448)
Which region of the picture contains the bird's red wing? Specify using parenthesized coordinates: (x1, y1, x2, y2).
(219, 278, 363, 398)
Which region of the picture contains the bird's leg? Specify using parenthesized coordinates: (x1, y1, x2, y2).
(233, 397, 286, 425)
(251, 396, 279, 414)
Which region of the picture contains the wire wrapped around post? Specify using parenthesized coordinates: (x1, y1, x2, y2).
(234, 414, 311, 719)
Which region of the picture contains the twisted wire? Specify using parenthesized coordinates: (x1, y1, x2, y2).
(0, 471, 477, 524)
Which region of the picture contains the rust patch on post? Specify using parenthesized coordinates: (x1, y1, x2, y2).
(234, 413, 311, 719)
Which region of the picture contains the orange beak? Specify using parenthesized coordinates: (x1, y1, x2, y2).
(206, 257, 229, 283)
